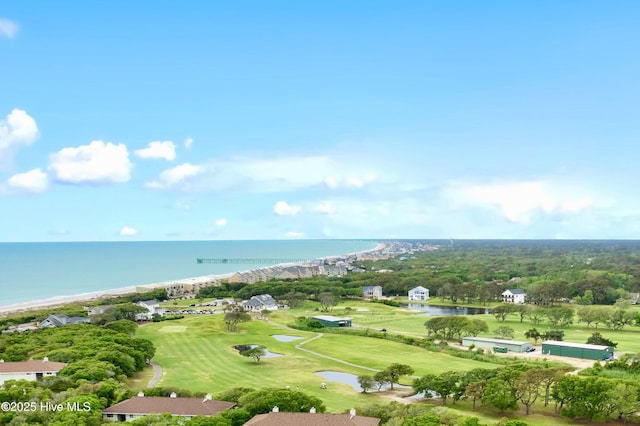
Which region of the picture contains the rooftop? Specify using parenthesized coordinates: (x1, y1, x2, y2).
(463, 337, 530, 346)
(244, 412, 380, 426)
(542, 340, 611, 350)
(103, 396, 235, 416)
(0, 359, 67, 373)
(312, 315, 351, 322)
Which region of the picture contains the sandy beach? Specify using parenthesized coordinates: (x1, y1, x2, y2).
(0, 242, 388, 318)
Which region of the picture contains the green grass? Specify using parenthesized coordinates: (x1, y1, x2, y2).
(136, 299, 640, 420)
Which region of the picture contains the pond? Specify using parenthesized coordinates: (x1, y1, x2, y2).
(271, 334, 303, 342)
(313, 370, 410, 392)
(400, 304, 490, 316)
(232, 344, 283, 358)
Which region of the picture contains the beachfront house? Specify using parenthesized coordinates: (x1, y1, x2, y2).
(0, 358, 67, 386)
(408, 286, 430, 301)
(502, 289, 527, 304)
(363, 286, 382, 300)
(102, 393, 235, 422)
(242, 294, 279, 312)
(39, 314, 90, 329)
(135, 300, 164, 321)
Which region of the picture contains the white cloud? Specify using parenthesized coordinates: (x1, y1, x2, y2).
(0, 18, 19, 39)
(145, 163, 203, 189)
(312, 202, 334, 215)
(274, 201, 302, 216)
(143, 153, 388, 193)
(0, 109, 38, 164)
(215, 218, 227, 227)
(49, 141, 131, 184)
(174, 201, 191, 211)
(134, 141, 176, 161)
(119, 226, 138, 236)
(7, 168, 48, 193)
(444, 179, 598, 224)
(184, 138, 193, 150)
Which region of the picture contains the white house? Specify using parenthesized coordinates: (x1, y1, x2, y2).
(502, 289, 527, 304)
(363, 286, 382, 300)
(408, 286, 429, 301)
(0, 358, 67, 386)
(243, 294, 279, 312)
(135, 300, 164, 321)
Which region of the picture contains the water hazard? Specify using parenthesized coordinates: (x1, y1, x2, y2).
(400, 304, 490, 316)
(271, 334, 303, 342)
(313, 371, 411, 392)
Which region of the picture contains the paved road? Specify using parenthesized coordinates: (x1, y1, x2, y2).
(147, 361, 163, 388)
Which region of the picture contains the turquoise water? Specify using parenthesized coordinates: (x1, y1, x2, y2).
(0, 240, 377, 305)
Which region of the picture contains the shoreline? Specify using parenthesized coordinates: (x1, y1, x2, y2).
(0, 241, 387, 318)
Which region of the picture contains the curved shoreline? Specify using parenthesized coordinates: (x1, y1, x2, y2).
(0, 241, 387, 317)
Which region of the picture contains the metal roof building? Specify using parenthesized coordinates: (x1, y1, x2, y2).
(462, 337, 531, 353)
(541, 340, 613, 360)
(311, 315, 352, 327)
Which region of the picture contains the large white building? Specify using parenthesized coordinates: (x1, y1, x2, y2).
(502, 289, 527, 304)
(408, 286, 429, 301)
(0, 358, 67, 386)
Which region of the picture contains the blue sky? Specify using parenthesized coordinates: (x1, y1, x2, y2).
(2, 1, 640, 241)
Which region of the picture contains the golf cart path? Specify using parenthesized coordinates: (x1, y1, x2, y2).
(270, 321, 379, 372)
(147, 361, 163, 388)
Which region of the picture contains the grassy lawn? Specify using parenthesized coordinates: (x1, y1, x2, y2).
(300, 333, 496, 377)
(137, 315, 393, 412)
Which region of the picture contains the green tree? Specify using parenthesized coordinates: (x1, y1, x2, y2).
(526, 307, 546, 326)
(586, 332, 617, 348)
(224, 311, 251, 332)
(357, 375, 375, 393)
(237, 388, 325, 416)
(373, 371, 390, 391)
(318, 292, 338, 312)
(492, 304, 516, 322)
(464, 319, 489, 337)
(464, 380, 486, 410)
(482, 378, 518, 412)
(524, 328, 541, 345)
(240, 345, 266, 363)
(493, 326, 514, 339)
(383, 363, 414, 390)
(514, 368, 546, 415)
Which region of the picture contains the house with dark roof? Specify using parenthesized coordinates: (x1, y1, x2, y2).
(0, 358, 67, 385)
(244, 409, 380, 426)
(242, 294, 279, 312)
(102, 393, 235, 422)
(502, 289, 527, 304)
(39, 314, 90, 328)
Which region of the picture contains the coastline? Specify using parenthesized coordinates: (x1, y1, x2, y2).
(0, 241, 387, 318)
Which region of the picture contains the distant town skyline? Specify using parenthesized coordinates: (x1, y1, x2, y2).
(2, 1, 640, 241)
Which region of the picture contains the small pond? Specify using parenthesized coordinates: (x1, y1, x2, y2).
(400, 304, 490, 316)
(314, 370, 410, 392)
(271, 334, 303, 342)
(233, 344, 283, 358)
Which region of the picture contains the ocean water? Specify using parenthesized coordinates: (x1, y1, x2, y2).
(0, 240, 378, 305)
